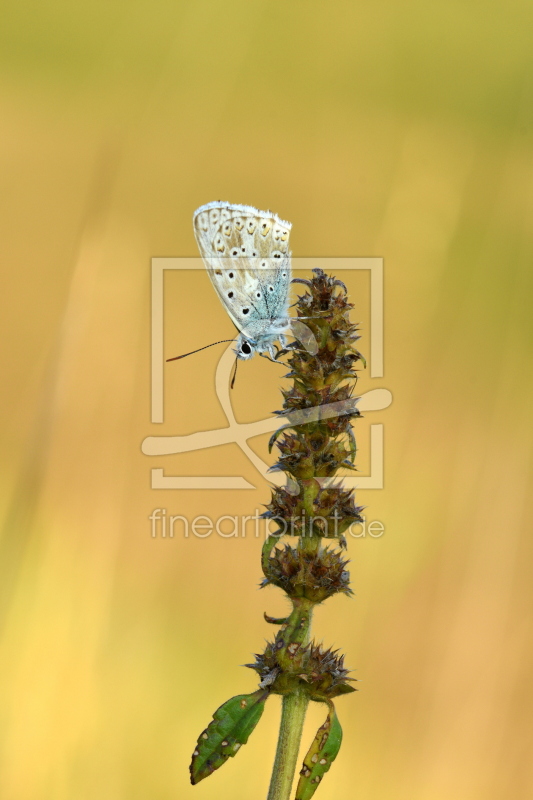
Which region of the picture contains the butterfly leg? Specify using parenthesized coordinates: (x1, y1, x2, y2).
(259, 351, 285, 367)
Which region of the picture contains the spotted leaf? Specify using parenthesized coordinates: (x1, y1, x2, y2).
(295, 702, 343, 800)
(190, 689, 269, 785)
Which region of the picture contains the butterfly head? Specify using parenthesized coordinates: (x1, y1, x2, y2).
(235, 336, 256, 360)
(235, 327, 288, 361)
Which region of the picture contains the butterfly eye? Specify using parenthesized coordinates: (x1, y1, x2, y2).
(246, 220, 256, 234)
(242, 308, 249, 315)
(222, 222, 232, 236)
(228, 292, 234, 299)
(241, 341, 252, 355)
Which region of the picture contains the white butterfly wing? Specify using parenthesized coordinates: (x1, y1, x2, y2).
(193, 202, 292, 339)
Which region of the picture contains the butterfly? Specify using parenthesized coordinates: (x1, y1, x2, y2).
(167, 202, 317, 380)
(193, 201, 292, 360)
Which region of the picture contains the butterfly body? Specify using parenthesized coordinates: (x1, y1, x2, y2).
(193, 201, 292, 360)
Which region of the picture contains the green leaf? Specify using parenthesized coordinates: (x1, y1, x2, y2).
(190, 690, 269, 785)
(346, 426, 357, 464)
(264, 612, 290, 625)
(262, 533, 283, 575)
(268, 424, 290, 452)
(295, 703, 343, 800)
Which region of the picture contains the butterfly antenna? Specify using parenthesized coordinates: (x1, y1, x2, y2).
(166, 339, 235, 361)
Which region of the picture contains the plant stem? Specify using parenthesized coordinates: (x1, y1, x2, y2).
(266, 687, 309, 800)
(259, 271, 364, 798)
(267, 599, 313, 800)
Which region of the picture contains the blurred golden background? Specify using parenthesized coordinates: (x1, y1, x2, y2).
(1, 1, 532, 798)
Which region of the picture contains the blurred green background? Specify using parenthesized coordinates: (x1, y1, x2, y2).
(1, 1, 532, 798)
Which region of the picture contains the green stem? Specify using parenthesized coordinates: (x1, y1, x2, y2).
(268, 598, 313, 800)
(266, 688, 310, 800)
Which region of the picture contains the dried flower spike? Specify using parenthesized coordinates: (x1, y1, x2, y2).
(189, 269, 365, 800)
